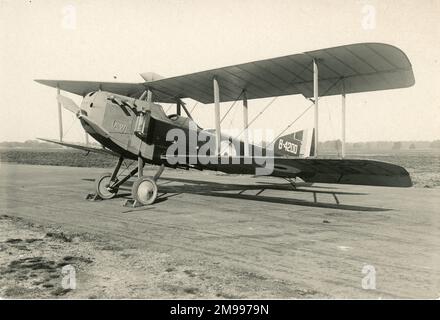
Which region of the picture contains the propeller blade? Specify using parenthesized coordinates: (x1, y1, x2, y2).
(57, 94, 80, 114)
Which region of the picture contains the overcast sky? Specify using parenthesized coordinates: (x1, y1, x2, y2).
(1, 0, 439, 143)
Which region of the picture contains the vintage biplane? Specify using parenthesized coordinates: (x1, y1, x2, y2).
(36, 42, 415, 206)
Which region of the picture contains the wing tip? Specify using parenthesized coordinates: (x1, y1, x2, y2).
(34, 79, 58, 88)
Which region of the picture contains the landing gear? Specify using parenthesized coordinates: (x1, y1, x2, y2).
(89, 155, 137, 202)
(89, 154, 165, 206)
(132, 177, 158, 205)
(130, 161, 165, 206)
(95, 172, 118, 199)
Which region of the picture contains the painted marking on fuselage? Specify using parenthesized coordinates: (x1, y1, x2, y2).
(278, 138, 299, 155)
(112, 119, 128, 133)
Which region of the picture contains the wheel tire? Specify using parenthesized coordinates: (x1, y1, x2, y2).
(132, 177, 158, 205)
(95, 173, 118, 200)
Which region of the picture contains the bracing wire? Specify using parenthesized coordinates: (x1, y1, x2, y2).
(220, 91, 244, 124)
(326, 100, 340, 156)
(117, 160, 136, 179)
(227, 101, 239, 129)
(62, 113, 79, 139)
(189, 101, 198, 114)
(267, 78, 342, 148)
(218, 63, 312, 154)
(165, 103, 173, 113)
(266, 104, 314, 148)
(219, 97, 280, 154)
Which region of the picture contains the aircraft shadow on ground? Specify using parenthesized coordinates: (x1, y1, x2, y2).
(82, 176, 389, 212)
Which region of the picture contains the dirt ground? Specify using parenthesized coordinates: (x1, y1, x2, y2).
(0, 164, 439, 299)
(0, 215, 316, 299)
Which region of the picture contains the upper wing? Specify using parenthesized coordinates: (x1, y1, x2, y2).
(37, 138, 119, 157)
(145, 42, 414, 103)
(34, 79, 177, 103)
(36, 43, 415, 104)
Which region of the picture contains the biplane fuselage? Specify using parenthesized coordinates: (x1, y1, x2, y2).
(78, 90, 261, 167)
(79, 90, 175, 162)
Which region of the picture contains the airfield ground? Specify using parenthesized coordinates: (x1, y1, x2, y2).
(0, 163, 439, 299)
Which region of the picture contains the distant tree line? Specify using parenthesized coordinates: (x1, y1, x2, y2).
(431, 140, 440, 148)
(318, 140, 440, 152)
(0, 140, 100, 149)
(0, 140, 60, 149)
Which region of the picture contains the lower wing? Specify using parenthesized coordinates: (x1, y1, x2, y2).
(161, 155, 412, 188)
(37, 138, 119, 157)
(271, 158, 412, 187)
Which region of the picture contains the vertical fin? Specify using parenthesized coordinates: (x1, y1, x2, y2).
(274, 128, 315, 158)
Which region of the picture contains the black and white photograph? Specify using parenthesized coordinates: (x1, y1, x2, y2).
(0, 0, 439, 309)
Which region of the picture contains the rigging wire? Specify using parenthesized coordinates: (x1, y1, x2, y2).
(267, 77, 342, 148)
(165, 103, 173, 113)
(219, 96, 280, 154)
(189, 101, 198, 114)
(220, 91, 244, 124)
(267, 104, 314, 148)
(117, 160, 136, 178)
(62, 113, 79, 139)
(228, 95, 279, 144)
(326, 100, 340, 156)
(227, 100, 240, 129)
(218, 63, 312, 154)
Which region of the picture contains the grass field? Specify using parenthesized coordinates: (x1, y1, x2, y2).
(0, 148, 116, 168)
(341, 150, 440, 188)
(1, 148, 439, 188)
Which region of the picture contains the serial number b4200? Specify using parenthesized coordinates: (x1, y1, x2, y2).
(278, 138, 299, 155)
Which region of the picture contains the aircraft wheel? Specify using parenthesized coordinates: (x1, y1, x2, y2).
(95, 173, 118, 199)
(132, 177, 158, 205)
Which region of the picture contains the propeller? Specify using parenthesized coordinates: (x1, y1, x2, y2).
(57, 94, 80, 114)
